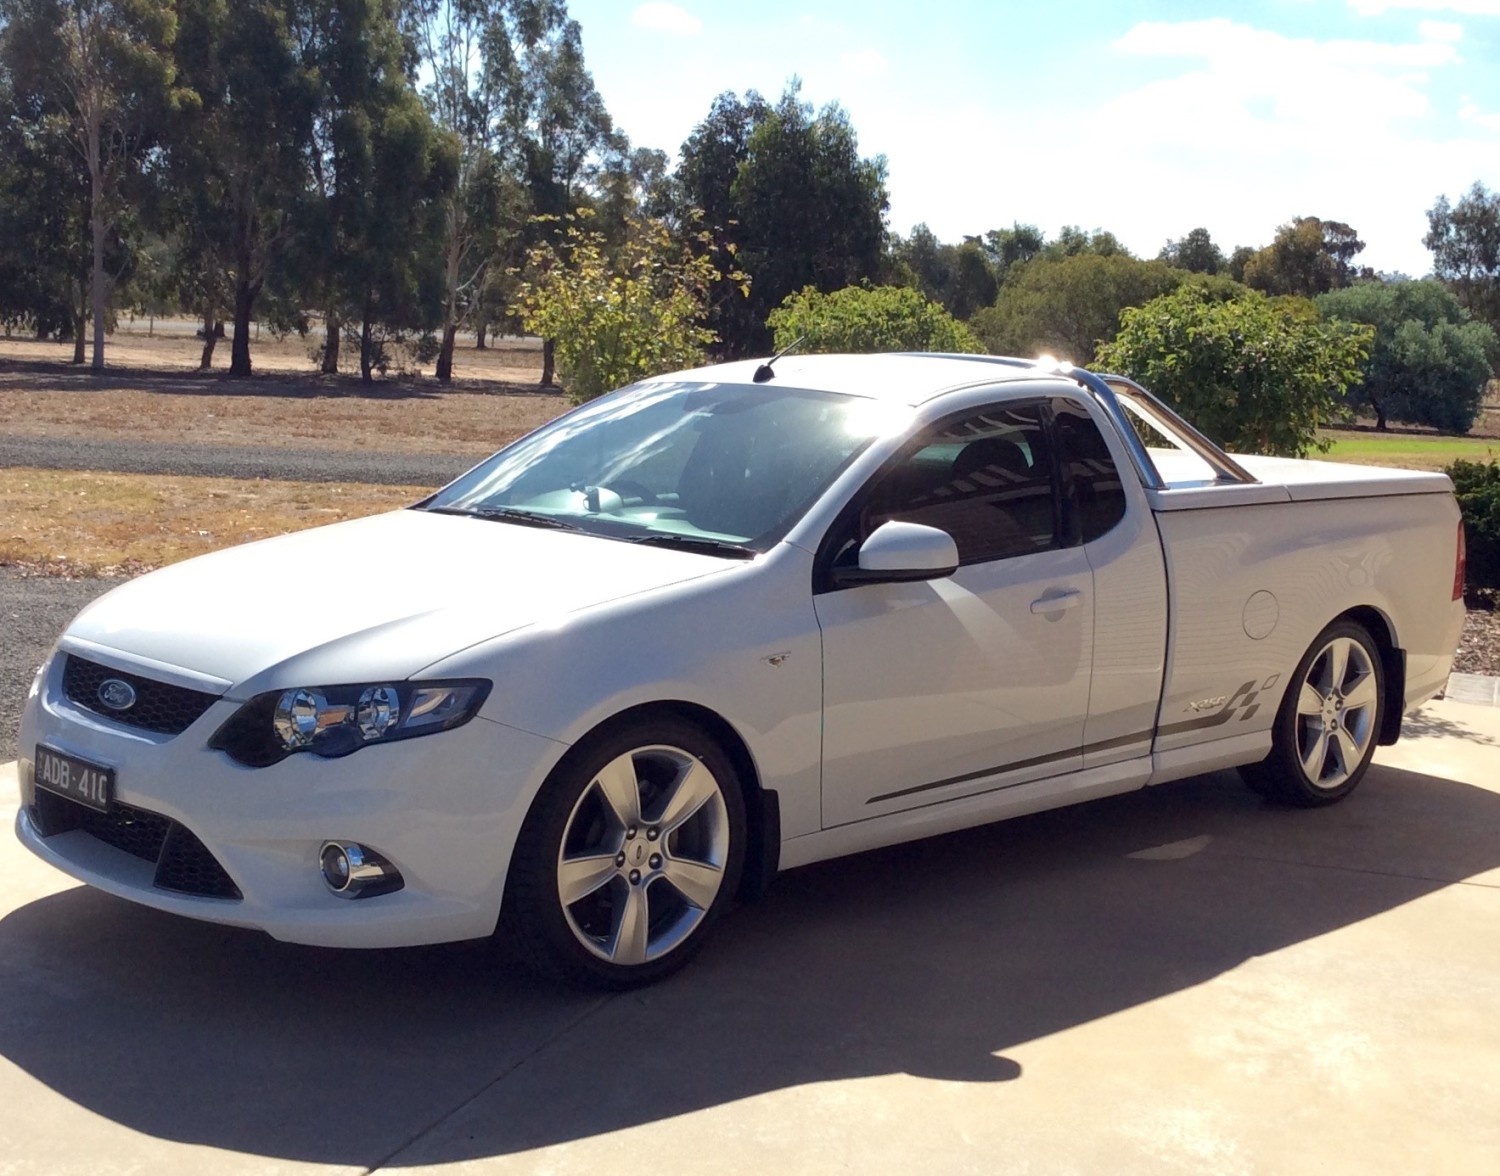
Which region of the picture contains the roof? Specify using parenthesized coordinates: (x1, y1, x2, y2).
(656, 353, 1074, 405)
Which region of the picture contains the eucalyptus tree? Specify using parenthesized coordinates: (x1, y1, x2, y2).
(675, 83, 888, 357)
(1426, 182, 1500, 334)
(0, 0, 182, 369)
(512, 9, 615, 385)
(0, 76, 92, 353)
(166, 0, 319, 376)
(409, 0, 611, 383)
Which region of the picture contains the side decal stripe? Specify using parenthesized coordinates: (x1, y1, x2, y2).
(866, 728, 1153, 805)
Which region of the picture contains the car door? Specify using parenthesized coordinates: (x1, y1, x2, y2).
(813, 399, 1094, 828)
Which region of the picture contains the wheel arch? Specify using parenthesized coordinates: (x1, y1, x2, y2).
(518, 699, 781, 904)
(1336, 604, 1405, 746)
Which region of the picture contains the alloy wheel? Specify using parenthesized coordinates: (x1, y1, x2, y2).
(1294, 635, 1379, 790)
(555, 744, 730, 965)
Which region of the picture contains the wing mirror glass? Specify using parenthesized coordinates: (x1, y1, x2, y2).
(832, 521, 960, 586)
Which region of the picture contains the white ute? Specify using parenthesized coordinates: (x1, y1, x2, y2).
(15, 354, 1466, 987)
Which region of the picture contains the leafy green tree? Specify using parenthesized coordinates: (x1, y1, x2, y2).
(1227, 244, 1256, 283)
(768, 284, 982, 355)
(981, 222, 1045, 280)
(408, 0, 579, 383)
(513, 11, 616, 385)
(1426, 182, 1500, 334)
(1159, 227, 1225, 274)
(1096, 285, 1372, 457)
(512, 211, 739, 402)
(0, 83, 92, 353)
(969, 253, 1184, 364)
(675, 81, 889, 357)
(0, 0, 183, 370)
(1045, 225, 1127, 260)
(891, 223, 951, 303)
(948, 239, 998, 320)
(1242, 216, 1369, 297)
(293, 0, 450, 382)
(889, 225, 996, 319)
(1317, 281, 1496, 432)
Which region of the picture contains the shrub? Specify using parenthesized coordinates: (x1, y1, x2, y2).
(768, 284, 982, 355)
(1447, 459, 1500, 590)
(512, 212, 744, 402)
(1096, 285, 1371, 457)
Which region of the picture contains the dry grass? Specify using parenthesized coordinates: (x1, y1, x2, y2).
(0, 467, 427, 577)
(4, 318, 544, 380)
(0, 336, 569, 456)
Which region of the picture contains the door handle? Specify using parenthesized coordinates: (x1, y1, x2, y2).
(1030, 589, 1083, 614)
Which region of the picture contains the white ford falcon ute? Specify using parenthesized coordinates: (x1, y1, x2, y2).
(16, 353, 1466, 987)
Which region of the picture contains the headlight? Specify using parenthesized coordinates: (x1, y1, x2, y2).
(209, 679, 491, 767)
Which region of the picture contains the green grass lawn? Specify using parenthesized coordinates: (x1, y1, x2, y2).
(1319, 430, 1500, 471)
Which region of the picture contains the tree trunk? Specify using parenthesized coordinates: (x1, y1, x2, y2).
(435, 323, 458, 382)
(475, 321, 487, 349)
(199, 307, 219, 370)
(71, 282, 87, 365)
(359, 311, 374, 384)
(230, 273, 256, 377)
(88, 108, 107, 372)
(541, 337, 556, 387)
(321, 312, 340, 374)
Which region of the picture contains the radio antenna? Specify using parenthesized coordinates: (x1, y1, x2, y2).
(752, 335, 807, 383)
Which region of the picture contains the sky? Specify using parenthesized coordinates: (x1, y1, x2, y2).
(564, 0, 1500, 277)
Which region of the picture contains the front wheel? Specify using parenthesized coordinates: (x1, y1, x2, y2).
(1240, 620, 1384, 807)
(502, 717, 746, 988)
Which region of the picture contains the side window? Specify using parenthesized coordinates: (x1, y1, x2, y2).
(1053, 400, 1126, 544)
(860, 402, 1058, 566)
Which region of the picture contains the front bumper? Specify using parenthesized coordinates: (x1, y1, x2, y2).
(16, 646, 567, 948)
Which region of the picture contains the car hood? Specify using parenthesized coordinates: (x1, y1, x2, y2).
(63, 509, 733, 696)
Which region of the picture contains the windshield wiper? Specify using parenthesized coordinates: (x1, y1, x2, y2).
(626, 534, 756, 559)
(422, 505, 584, 531)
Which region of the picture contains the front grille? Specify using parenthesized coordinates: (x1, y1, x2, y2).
(62, 655, 222, 735)
(31, 788, 242, 900)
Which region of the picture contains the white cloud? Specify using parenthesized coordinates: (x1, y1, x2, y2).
(813, 13, 1494, 275)
(1350, 0, 1500, 15)
(1418, 19, 1465, 38)
(1460, 101, 1500, 128)
(632, 3, 701, 37)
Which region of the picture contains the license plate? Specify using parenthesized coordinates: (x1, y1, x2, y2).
(34, 744, 115, 813)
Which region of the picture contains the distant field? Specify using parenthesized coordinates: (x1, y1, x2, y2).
(2, 318, 544, 382)
(1320, 430, 1500, 471)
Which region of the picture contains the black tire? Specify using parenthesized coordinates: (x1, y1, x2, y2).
(501, 715, 746, 989)
(1240, 620, 1385, 807)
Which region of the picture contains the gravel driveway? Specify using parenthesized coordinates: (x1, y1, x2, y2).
(0, 434, 480, 486)
(0, 571, 111, 762)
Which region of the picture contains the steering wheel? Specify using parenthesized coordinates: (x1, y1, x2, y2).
(598, 480, 658, 506)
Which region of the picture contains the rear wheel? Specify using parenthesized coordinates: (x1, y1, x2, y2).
(1241, 620, 1384, 807)
(502, 717, 746, 988)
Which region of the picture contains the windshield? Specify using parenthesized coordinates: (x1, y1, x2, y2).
(423, 381, 900, 553)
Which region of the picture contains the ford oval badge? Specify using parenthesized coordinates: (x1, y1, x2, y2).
(98, 678, 137, 711)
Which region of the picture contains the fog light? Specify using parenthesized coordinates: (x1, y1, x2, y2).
(318, 841, 403, 899)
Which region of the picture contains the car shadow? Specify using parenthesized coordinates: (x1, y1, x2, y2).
(0, 763, 1496, 1166)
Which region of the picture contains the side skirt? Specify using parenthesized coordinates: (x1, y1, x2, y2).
(778, 758, 1150, 872)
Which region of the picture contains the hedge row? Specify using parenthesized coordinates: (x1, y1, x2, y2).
(1447, 459, 1500, 592)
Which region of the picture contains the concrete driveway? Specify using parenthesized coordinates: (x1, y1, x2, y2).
(1, 699, 1497, 1174)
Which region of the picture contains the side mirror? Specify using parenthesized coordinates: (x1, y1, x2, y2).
(832, 521, 960, 587)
